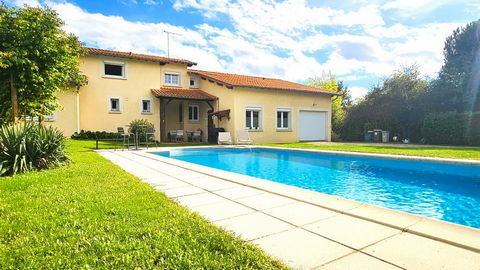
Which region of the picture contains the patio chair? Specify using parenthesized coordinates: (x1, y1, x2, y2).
(192, 130, 202, 142)
(117, 127, 131, 147)
(176, 130, 184, 143)
(218, 132, 232, 145)
(236, 130, 253, 145)
(169, 130, 177, 142)
(144, 127, 155, 148)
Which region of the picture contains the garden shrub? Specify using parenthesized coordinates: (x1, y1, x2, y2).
(71, 130, 118, 140)
(0, 123, 69, 176)
(128, 119, 155, 143)
(422, 112, 480, 146)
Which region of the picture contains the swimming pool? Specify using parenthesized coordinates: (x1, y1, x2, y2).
(155, 148, 480, 228)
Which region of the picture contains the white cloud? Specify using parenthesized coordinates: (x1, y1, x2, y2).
(6, 0, 472, 93)
(349, 86, 369, 101)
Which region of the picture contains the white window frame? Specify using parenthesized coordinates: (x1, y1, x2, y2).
(103, 60, 126, 79)
(245, 106, 263, 130)
(44, 113, 56, 122)
(276, 108, 292, 130)
(108, 97, 122, 113)
(188, 104, 200, 122)
(189, 77, 198, 88)
(140, 98, 153, 114)
(164, 72, 181, 86)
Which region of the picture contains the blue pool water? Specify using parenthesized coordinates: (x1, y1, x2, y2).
(155, 148, 480, 228)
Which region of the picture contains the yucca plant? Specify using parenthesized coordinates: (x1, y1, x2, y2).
(0, 123, 69, 176)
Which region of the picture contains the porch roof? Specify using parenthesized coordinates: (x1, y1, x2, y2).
(151, 87, 218, 101)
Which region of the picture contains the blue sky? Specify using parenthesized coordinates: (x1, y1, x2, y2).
(7, 0, 480, 99)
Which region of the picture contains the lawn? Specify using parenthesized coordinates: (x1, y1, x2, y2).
(264, 143, 480, 160)
(0, 140, 286, 269)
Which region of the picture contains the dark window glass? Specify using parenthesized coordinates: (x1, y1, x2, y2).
(190, 79, 195, 86)
(252, 111, 259, 128)
(110, 98, 119, 111)
(277, 112, 282, 128)
(246, 111, 251, 128)
(104, 64, 123, 76)
(179, 103, 183, 122)
(283, 111, 289, 128)
(142, 100, 150, 112)
(188, 105, 199, 121)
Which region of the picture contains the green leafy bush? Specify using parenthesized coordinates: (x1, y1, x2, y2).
(0, 123, 69, 176)
(71, 130, 118, 140)
(422, 112, 480, 146)
(128, 119, 155, 143)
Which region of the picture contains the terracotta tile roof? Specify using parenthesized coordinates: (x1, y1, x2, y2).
(189, 69, 335, 95)
(85, 47, 197, 66)
(151, 87, 217, 101)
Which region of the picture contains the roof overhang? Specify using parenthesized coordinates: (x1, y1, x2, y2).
(151, 87, 217, 101)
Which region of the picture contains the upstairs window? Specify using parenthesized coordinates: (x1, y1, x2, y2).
(245, 107, 262, 130)
(188, 104, 199, 121)
(189, 78, 198, 88)
(103, 61, 125, 78)
(164, 72, 180, 86)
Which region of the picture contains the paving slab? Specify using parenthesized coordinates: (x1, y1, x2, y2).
(216, 212, 294, 241)
(213, 185, 265, 200)
(175, 192, 228, 208)
(236, 193, 297, 210)
(187, 176, 241, 191)
(264, 202, 338, 226)
(159, 185, 205, 198)
(318, 252, 402, 270)
(304, 214, 401, 249)
(363, 232, 480, 270)
(192, 200, 255, 221)
(252, 228, 354, 270)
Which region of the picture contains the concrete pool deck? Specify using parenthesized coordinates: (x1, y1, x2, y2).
(98, 147, 480, 270)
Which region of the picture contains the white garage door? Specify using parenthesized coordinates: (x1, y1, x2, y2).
(299, 111, 326, 141)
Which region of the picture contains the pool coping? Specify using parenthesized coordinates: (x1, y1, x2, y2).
(127, 146, 480, 253)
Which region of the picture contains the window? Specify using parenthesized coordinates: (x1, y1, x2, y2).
(109, 98, 121, 112)
(164, 72, 180, 86)
(189, 77, 198, 88)
(277, 110, 291, 129)
(179, 103, 183, 122)
(245, 108, 262, 129)
(44, 114, 56, 122)
(103, 61, 125, 78)
(188, 104, 199, 121)
(141, 99, 151, 113)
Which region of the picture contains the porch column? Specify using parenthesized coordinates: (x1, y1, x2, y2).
(160, 98, 167, 142)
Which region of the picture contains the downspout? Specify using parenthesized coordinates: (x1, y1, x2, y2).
(76, 86, 80, 133)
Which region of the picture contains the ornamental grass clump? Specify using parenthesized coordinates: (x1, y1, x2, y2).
(0, 123, 69, 176)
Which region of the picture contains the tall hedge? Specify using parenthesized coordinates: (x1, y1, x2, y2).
(422, 112, 480, 145)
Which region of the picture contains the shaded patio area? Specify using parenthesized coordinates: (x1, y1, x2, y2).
(151, 87, 217, 143)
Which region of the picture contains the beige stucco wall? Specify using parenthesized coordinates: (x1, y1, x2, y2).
(46, 90, 79, 137)
(76, 55, 167, 139)
(232, 87, 332, 143)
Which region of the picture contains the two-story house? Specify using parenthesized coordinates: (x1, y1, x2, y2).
(49, 47, 335, 143)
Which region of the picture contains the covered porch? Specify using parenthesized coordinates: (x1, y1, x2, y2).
(151, 87, 217, 143)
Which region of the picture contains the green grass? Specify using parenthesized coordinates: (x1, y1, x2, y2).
(0, 140, 287, 269)
(263, 143, 480, 160)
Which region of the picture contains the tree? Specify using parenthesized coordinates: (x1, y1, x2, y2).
(428, 20, 480, 112)
(306, 73, 351, 139)
(0, 4, 86, 124)
(341, 65, 428, 142)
